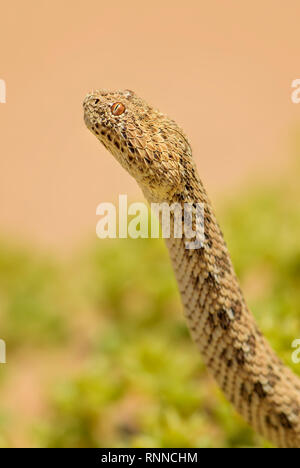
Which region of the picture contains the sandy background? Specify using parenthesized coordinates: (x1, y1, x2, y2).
(0, 0, 299, 252)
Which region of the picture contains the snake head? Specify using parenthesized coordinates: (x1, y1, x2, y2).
(83, 89, 190, 202)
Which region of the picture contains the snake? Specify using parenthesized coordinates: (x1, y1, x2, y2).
(83, 89, 300, 448)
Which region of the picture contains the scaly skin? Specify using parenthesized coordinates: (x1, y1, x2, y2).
(83, 89, 300, 447)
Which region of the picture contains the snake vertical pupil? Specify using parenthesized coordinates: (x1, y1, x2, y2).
(111, 102, 125, 116)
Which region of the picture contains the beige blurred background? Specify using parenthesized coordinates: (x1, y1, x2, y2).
(0, 0, 299, 253)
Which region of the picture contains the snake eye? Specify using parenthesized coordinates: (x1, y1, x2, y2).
(111, 102, 125, 116)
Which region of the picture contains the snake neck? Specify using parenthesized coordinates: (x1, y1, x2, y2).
(146, 172, 300, 448)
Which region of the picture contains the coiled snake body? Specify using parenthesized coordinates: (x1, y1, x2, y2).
(83, 89, 300, 447)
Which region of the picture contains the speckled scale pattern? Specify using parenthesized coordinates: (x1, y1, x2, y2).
(84, 89, 300, 447)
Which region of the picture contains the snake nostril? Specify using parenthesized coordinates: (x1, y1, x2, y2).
(83, 94, 100, 109)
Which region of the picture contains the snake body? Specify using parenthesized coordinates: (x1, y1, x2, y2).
(83, 89, 300, 447)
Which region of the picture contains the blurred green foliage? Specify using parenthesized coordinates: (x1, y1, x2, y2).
(0, 245, 68, 347)
(0, 171, 299, 448)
